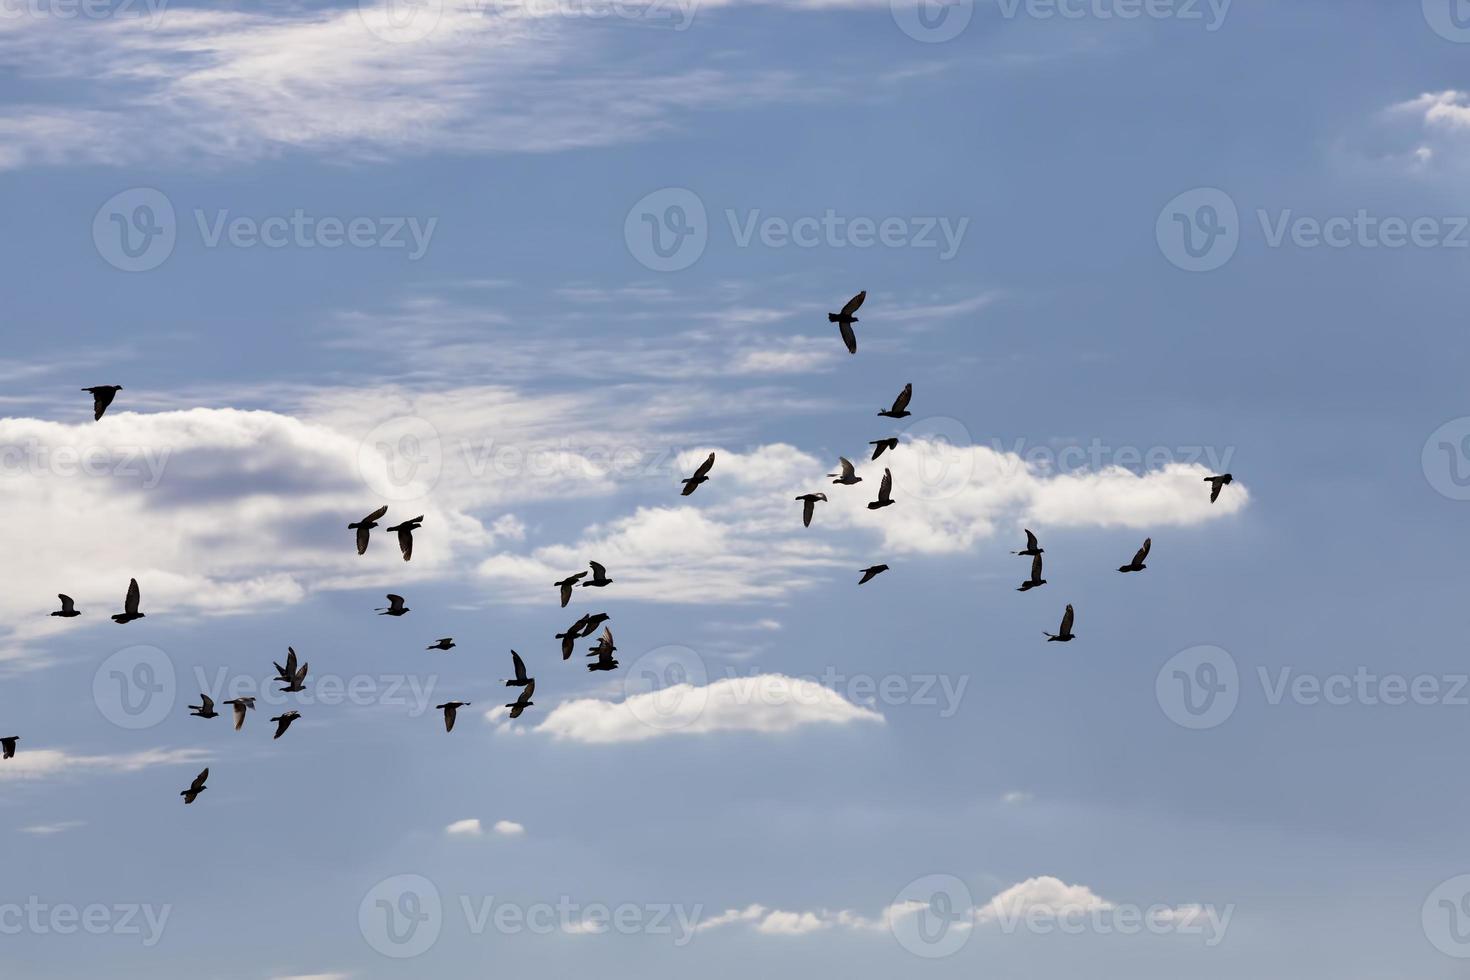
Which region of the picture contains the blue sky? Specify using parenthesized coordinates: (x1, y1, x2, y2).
(3, 0, 1470, 977)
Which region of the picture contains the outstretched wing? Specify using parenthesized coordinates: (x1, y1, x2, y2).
(839, 320, 857, 354)
(124, 578, 140, 615)
(1133, 538, 1151, 565)
(891, 383, 912, 414)
(1208, 478, 1223, 503)
(232, 702, 247, 730)
(190, 768, 209, 793)
(58, 594, 75, 614)
(362, 504, 388, 524)
(589, 560, 606, 579)
(387, 594, 404, 612)
(398, 528, 414, 562)
(839, 457, 856, 479)
(1030, 553, 1043, 581)
(692, 452, 715, 480)
(840, 290, 866, 317)
(511, 650, 527, 682)
(1060, 604, 1074, 635)
(1024, 529, 1039, 552)
(444, 706, 457, 732)
(879, 468, 893, 501)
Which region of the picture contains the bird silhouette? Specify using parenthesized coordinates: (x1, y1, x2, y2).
(878, 383, 912, 419)
(180, 768, 209, 805)
(828, 290, 866, 354)
(1205, 473, 1233, 503)
(504, 650, 532, 687)
(506, 678, 535, 719)
(587, 627, 620, 672)
(223, 697, 255, 731)
(1018, 554, 1046, 591)
(349, 505, 388, 555)
(436, 701, 470, 732)
(1118, 537, 1151, 573)
(583, 561, 613, 588)
(681, 453, 715, 496)
(50, 594, 80, 618)
(828, 457, 862, 486)
(386, 516, 423, 562)
(377, 594, 409, 616)
(795, 493, 827, 527)
(867, 468, 895, 510)
(557, 615, 590, 659)
(869, 438, 898, 461)
(1012, 529, 1043, 557)
(269, 711, 300, 739)
(82, 385, 122, 421)
(111, 578, 144, 624)
(1043, 604, 1076, 642)
(273, 647, 300, 685)
(188, 694, 219, 719)
(577, 613, 611, 636)
(426, 637, 455, 651)
(1, 736, 18, 760)
(275, 649, 308, 693)
(555, 571, 587, 607)
(858, 564, 889, 584)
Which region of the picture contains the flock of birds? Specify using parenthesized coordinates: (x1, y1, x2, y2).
(4, 302, 1237, 805)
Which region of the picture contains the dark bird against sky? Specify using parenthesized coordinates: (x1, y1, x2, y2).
(828, 290, 866, 354)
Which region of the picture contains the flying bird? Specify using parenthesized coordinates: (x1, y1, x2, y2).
(795, 492, 827, 528)
(1205, 473, 1233, 503)
(867, 468, 895, 510)
(577, 613, 611, 636)
(878, 383, 913, 419)
(111, 578, 144, 624)
(349, 505, 388, 556)
(587, 628, 620, 672)
(1, 737, 17, 760)
(426, 637, 455, 651)
(275, 649, 308, 693)
(50, 594, 80, 618)
(273, 647, 300, 685)
(828, 457, 862, 486)
(82, 385, 122, 421)
(583, 561, 613, 588)
(869, 438, 898, 461)
(828, 290, 866, 354)
(1011, 529, 1043, 557)
(269, 711, 300, 739)
(557, 615, 590, 659)
(377, 594, 409, 616)
(188, 694, 219, 719)
(1118, 537, 1151, 573)
(1017, 554, 1046, 591)
(436, 701, 470, 733)
(555, 571, 587, 607)
(223, 697, 255, 731)
(503, 650, 532, 687)
(506, 678, 535, 719)
(858, 564, 889, 584)
(180, 768, 209, 805)
(386, 516, 423, 562)
(1044, 604, 1076, 642)
(681, 452, 716, 496)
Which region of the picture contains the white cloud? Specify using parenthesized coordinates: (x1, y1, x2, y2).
(0, 747, 209, 782)
(18, 820, 85, 835)
(532, 673, 884, 744)
(973, 876, 1114, 924)
(1001, 790, 1032, 805)
(493, 819, 526, 836)
(445, 818, 483, 836)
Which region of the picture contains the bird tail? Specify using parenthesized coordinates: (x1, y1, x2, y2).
(827, 313, 840, 322)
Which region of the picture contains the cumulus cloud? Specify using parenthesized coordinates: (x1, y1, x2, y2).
(493, 819, 526, 836)
(445, 818, 483, 836)
(973, 876, 1114, 924)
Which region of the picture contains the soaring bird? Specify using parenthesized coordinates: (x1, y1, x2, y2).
(188, 694, 219, 719)
(878, 383, 913, 419)
(506, 678, 535, 719)
(50, 594, 80, 618)
(555, 571, 587, 607)
(828, 290, 866, 354)
(1012, 529, 1044, 557)
(377, 594, 409, 616)
(82, 385, 122, 421)
(269, 711, 300, 739)
(1, 737, 17, 760)
(111, 578, 144, 624)
(795, 492, 827, 528)
(180, 768, 209, 805)
(276, 650, 308, 694)
(867, 468, 895, 510)
(426, 637, 455, 651)
(223, 697, 255, 731)
(557, 615, 590, 659)
(681, 453, 715, 496)
(504, 650, 532, 687)
(1017, 554, 1046, 592)
(869, 438, 898, 461)
(587, 631, 620, 673)
(1044, 604, 1076, 642)
(386, 516, 423, 562)
(858, 564, 889, 584)
(1118, 537, 1151, 573)
(584, 561, 613, 588)
(436, 701, 470, 732)
(828, 457, 862, 486)
(1205, 473, 1233, 503)
(350, 505, 388, 556)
